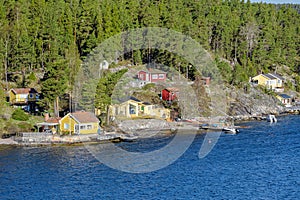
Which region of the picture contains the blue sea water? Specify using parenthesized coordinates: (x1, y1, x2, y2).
(1, 115, 300, 199)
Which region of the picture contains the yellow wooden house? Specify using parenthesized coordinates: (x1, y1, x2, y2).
(59, 111, 100, 134)
(9, 88, 39, 112)
(251, 73, 284, 91)
(109, 97, 141, 118)
(141, 103, 171, 119)
(9, 88, 38, 104)
(110, 97, 170, 120)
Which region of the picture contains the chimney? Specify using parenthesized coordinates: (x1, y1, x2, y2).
(44, 112, 49, 122)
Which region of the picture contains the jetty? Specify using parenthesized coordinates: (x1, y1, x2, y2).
(200, 123, 239, 134)
(285, 106, 300, 114)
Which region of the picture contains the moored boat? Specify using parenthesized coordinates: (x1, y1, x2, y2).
(222, 127, 239, 134)
(267, 115, 277, 123)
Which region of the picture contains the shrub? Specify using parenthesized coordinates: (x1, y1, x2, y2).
(17, 122, 33, 132)
(142, 83, 156, 90)
(3, 121, 19, 134)
(28, 72, 37, 82)
(12, 109, 29, 121)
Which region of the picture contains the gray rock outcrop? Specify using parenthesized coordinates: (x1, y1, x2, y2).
(227, 86, 284, 120)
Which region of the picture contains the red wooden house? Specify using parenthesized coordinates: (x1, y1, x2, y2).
(137, 69, 167, 83)
(161, 88, 179, 101)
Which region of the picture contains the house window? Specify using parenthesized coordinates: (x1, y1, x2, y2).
(64, 123, 69, 129)
(20, 94, 27, 101)
(80, 125, 86, 130)
(87, 125, 93, 129)
(129, 104, 136, 114)
(158, 74, 165, 79)
(152, 74, 158, 79)
(272, 80, 276, 85)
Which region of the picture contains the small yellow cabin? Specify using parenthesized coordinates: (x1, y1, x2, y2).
(141, 103, 170, 119)
(9, 88, 38, 105)
(110, 98, 141, 118)
(251, 73, 284, 90)
(59, 111, 100, 134)
(110, 97, 170, 120)
(276, 94, 292, 107)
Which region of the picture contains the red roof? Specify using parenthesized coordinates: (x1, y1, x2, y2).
(165, 87, 179, 92)
(139, 69, 167, 74)
(70, 111, 99, 123)
(46, 117, 61, 123)
(11, 88, 38, 94)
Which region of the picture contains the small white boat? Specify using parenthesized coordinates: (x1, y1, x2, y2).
(120, 134, 138, 142)
(267, 115, 277, 123)
(222, 127, 239, 134)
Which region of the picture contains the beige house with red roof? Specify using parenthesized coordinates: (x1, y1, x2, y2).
(59, 111, 100, 134)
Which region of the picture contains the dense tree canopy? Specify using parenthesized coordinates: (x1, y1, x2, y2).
(0, 0, 299, 111)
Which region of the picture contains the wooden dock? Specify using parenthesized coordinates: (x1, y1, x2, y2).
(286, 106, 300, 113)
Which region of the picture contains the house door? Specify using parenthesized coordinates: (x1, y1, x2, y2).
(74, 124, 79, 135)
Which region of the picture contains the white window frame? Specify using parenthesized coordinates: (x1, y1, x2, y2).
(152, 74, 158, 79)
(158, 74, 165, 79)
(64, 123, 69, 130)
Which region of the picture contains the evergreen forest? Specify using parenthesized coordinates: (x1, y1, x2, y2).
(0, 0, 299, 113)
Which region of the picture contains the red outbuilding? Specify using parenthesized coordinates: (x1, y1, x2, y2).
(161, 88, 179, 101)
(138, 69, 167, 83)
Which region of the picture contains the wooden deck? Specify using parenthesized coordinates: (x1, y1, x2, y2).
(286, 106, 300, 113)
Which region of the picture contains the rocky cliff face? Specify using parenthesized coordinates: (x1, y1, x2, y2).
(227, 86, 285, 120)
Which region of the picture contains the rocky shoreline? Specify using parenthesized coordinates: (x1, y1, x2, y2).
(1, 108, 299, 146)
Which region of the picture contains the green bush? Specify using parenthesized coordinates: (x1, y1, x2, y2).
(142, 83, 156, 90)
(12, 109, 29, 121)
(17, 122, 33, 132)
(295, 76, 300, 92)
(28, 72, 37, 82)
(3, 121, 19, 134)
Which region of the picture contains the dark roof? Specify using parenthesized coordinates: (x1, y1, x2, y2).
(142, 102, 152, 105)
(129, 96, 141, 102)
(263, 73, 284, 80)
(269, 73, 284, 80)
(118, 96, 141, 103)
(11, 88, 38, 94)
(71, 111, 99, 123)
(278, 94, 291, 99)
(263, 73, 276, 80)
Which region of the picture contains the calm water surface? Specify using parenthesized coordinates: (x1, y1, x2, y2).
(1, 115, 300, 199)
